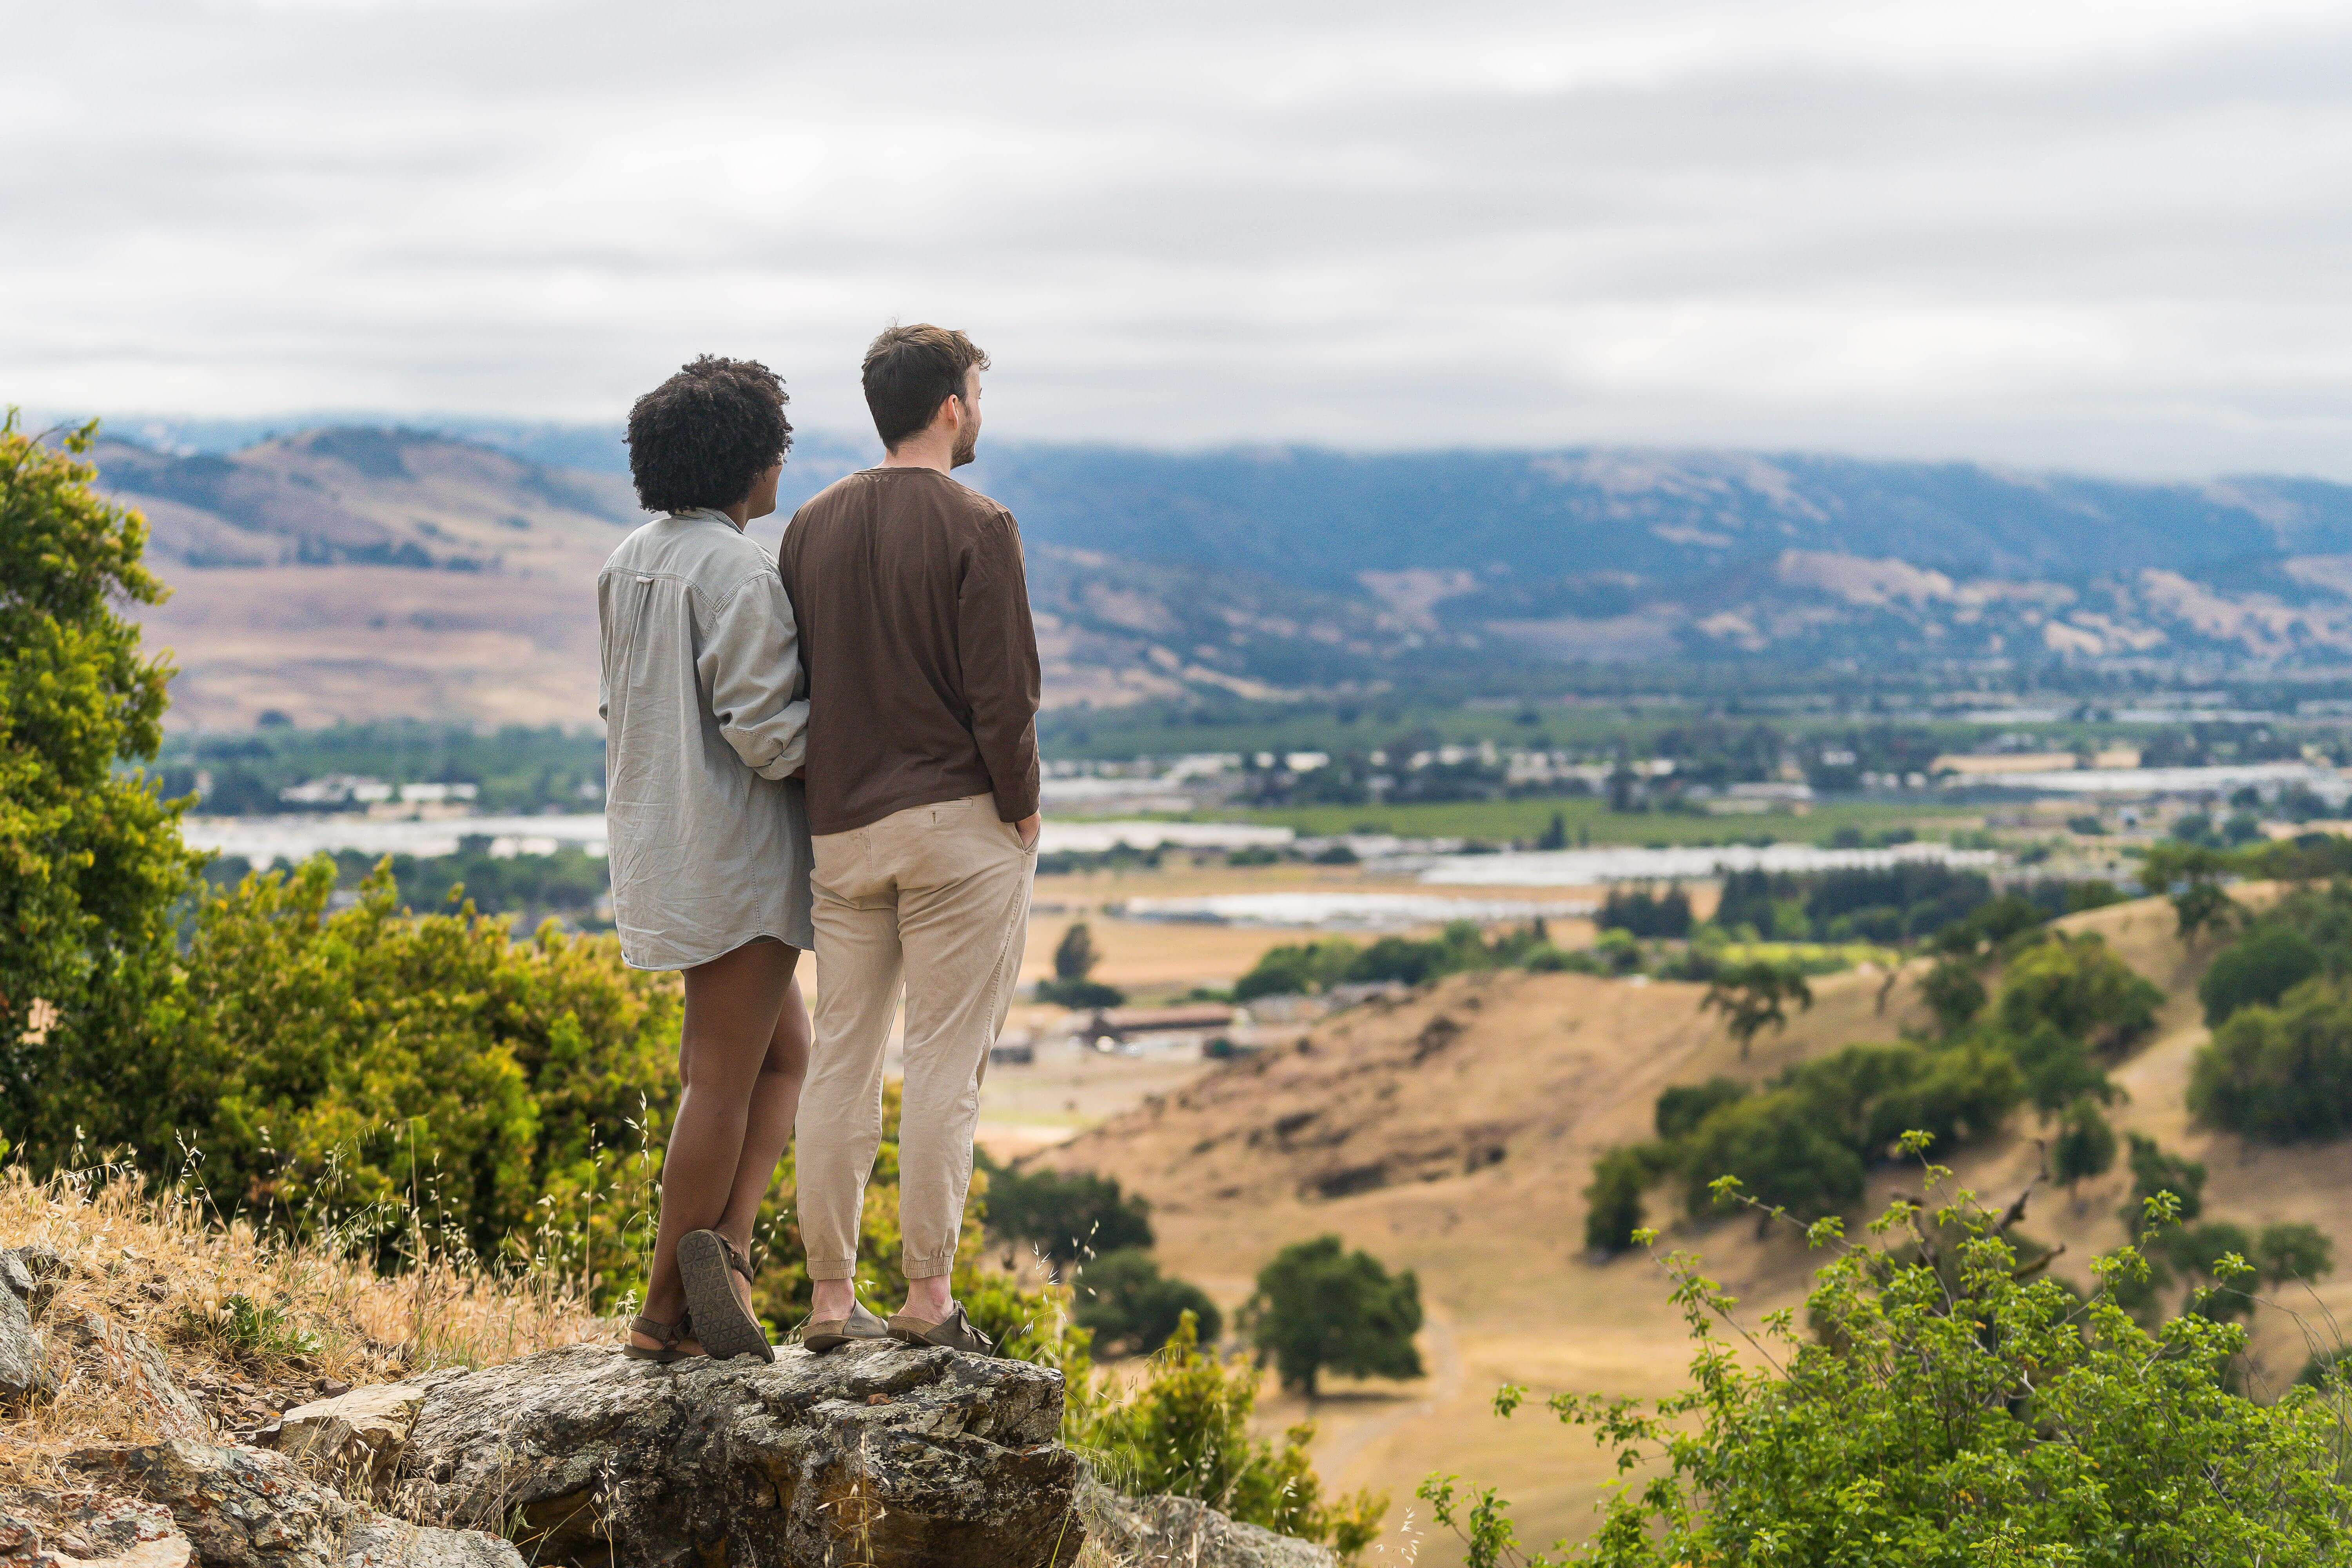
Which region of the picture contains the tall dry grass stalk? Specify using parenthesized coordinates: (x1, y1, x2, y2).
(0, 1162, 610, 1496)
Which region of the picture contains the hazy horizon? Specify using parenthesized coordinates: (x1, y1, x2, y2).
(13, 2, 2352, 480)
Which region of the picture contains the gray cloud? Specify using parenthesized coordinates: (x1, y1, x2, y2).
(7, 0, 2352, 475)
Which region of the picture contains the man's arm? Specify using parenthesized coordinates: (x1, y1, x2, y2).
(957, 510, 1042, 837)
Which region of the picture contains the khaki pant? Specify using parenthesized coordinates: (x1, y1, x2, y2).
(797, 795, 1035, 1281)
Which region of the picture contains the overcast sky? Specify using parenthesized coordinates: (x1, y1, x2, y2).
(9, 0, 2352, 476)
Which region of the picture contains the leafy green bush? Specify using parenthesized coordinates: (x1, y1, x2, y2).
(1583, 1145, 1658, 1255)
(1074, 1248, 1222, 1355)
(103, 858, 679, 1283)
(1677, 1042, 2022, 1222)
(1074, 1315, 1385, 1561)
(2190, 978, 2352, 1143)
(1424, 1160, 2352, 1568)
(0, 415, 204, 1167)
(1232, 938, 1359, 1000)
(1035, 976, 1127, 1008)
(2200, 924, 2324, 1026)
(1242, 1234, 1424, 1397)
(1995, 933, 2164, 1052)
(1653, 1077, 1747, 1142)
(983, 1164, 1153, 1264)
(2049, 1098, 2117, 1192)
(2121, 1132, 2207, 1224)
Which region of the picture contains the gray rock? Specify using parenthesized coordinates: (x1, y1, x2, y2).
(4, 1245, 71, 1316)
(54, 1314, 209, 1441)
(0, 1276, 53, 1412)
(1075, 1481, 1336, 1568)
(74, 1440, 521, 1568)
(397, 1340, 1085, 1568)
(0, 1498, 194, 1568)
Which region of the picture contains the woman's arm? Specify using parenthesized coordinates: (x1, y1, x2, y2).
(699, 568, 809, 781)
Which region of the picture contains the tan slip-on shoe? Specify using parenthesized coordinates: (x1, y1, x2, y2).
(800, 1299, 889, 1354)
(887, 1304, 997, 1356)
(679, 1230, 774, 1363)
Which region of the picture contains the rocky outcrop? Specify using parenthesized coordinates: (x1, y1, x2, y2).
(1075, 1483, 1336, 1568)
(54, 1314, 210, 1443)
(395, 1340, 1083, 1568)
(0, 1247, 60, 1410)
(256, 1387, 427, 1499)
(75, 1441, 520, 1568)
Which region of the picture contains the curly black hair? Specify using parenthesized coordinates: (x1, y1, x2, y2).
(625, 356, 792, 513)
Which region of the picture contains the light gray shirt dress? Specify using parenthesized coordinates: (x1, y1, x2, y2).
(597, 507, 815, 969)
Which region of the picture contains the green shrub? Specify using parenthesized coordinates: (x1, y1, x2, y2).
(115, 858, 678, 1283)
(2121, 1132, 2207, 1224)
(1653, 1077, 1748, 1142)
(1423, 1167, 2352, 1568)
(1918, 955, 1986, 1035)
(1242, 1235, 1423, 1397)
(1583, 1146, 1654, 1255)
(2049, 1098, 2117, 1192)
(2190, 979, 2352, 1143)
(1035, 976, 1127, 1009)
(1995, 933, 2163, 1052)
(1074, 1249, 1221, 1356)
(983, 1165, 1153, 1264)
(1677, 1042, 2023, 1222)
(2200, 924, 2324, 1026)
(1681, 1089, 1865, 1222)
(1232, 939, 1359, 1000)
(0, 415, 205, 1167)
(1074, 1315, 1385, 1561)
(2001, 1019, 2118, 1117)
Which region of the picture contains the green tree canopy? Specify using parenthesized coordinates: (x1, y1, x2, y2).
(1700, 961, 1813, 1060)
(2199, 924, 2325, 1027)
(1052, 921, 1101, 981)
(1074, 1248, 1222, 1356)
(2049, 1098, 2117, 1194)
(1995, 934, 2163, 1053)
(2190, 978, 2352, 1143)
(984, 1164, 1153, 1265)
(0, 416, 203, 1165)
(1244, 1234, 1425, 1397)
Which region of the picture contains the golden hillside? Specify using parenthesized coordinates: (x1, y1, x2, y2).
(1033, 892, 2352, 1561)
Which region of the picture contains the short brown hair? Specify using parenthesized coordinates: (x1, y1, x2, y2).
(861, 324, 989, 450)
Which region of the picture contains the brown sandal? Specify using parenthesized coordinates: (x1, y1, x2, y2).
(886, 1304, 996, 1356)
(680, 1230, 773, 1364)
(801, 1299, 889, 1354)
(622, 1313, 695, 1364)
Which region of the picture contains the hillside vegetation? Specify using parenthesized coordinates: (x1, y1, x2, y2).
(1033, 888, 2352, 1557)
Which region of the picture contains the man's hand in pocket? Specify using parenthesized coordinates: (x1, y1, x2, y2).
(1014, 812, 1042, 851)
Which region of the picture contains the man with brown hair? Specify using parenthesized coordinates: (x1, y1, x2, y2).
(779, 324, 1040, 1354)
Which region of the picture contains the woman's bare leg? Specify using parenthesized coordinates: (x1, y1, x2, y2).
(634, 939, 795, 1348)
(714, 970, 811, 1305)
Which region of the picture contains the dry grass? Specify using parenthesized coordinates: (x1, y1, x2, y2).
(0, 1164, 608, 1498)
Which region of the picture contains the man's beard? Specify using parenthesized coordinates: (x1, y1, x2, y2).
(951, 426, 978, 468)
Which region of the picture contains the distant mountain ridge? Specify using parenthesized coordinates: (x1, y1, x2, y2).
(83, 419, 2352, 727)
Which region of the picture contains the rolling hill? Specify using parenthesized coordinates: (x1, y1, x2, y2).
(1025, 893, 2352, 1560)
(83, 417, 2352, 726)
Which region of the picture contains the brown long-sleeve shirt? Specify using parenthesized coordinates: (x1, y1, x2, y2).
(777, 466, 1042, 835)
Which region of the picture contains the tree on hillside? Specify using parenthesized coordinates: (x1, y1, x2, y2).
(1995, 935, 2163, 1054)
(2198, 924, 2323, 1027)
(1074, 1248, 1223, 1355)
(2143, 842, 2243, 944)
(0, 414, 203, 1164)
(2189, 978, 2352, 1143)
(1244, 1234, 1424, 1397)
(2049, 1098, 2117, 1197)
(1702, 961, 1813, 1059)
(1918, 955, 1987, 1035)
(2120, 1132, 2207, 1226)
(985, 1165, 1153, 1265)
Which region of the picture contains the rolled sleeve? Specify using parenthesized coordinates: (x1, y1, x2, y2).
(699, 568, 809, 781)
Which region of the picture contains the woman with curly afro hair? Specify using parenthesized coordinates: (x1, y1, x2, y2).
(597, 354, 820, 1363)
